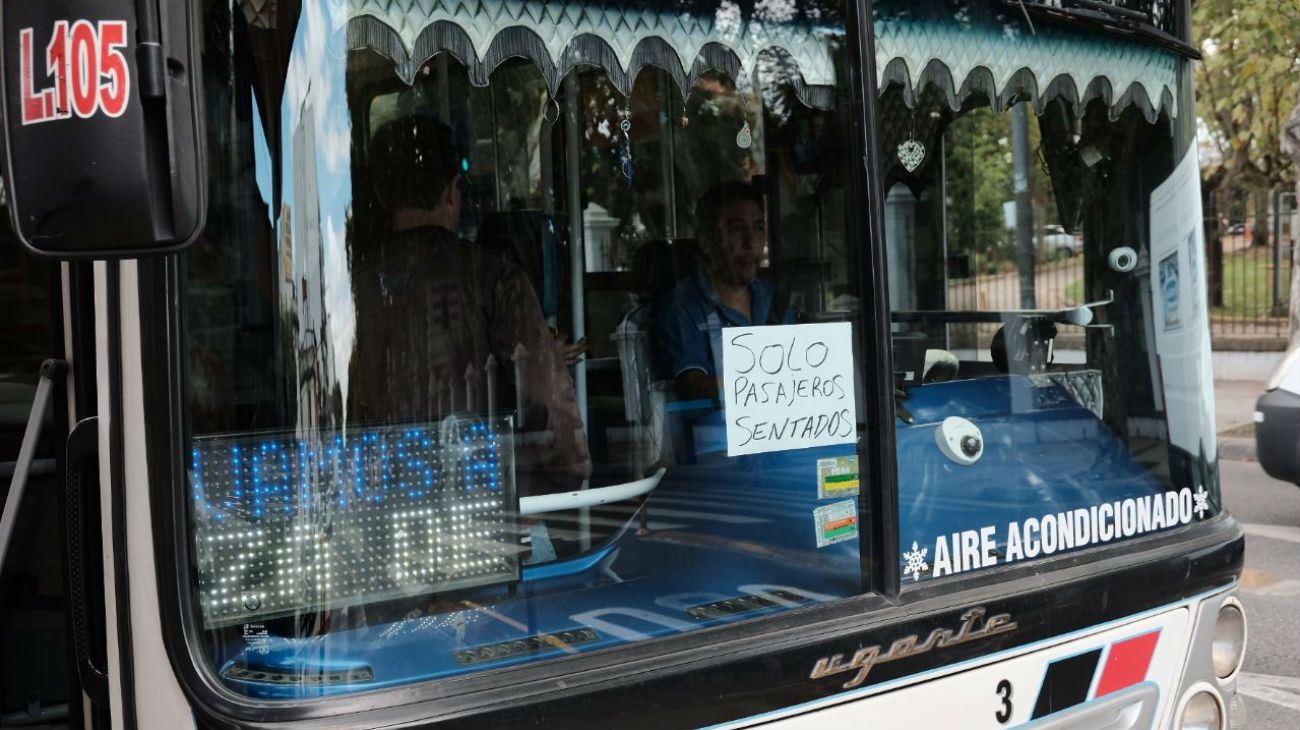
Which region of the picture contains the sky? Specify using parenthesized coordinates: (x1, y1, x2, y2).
(258, 0, 357, 409)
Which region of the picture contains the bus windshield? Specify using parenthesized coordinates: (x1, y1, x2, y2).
(180, 0, 1219, 703)
(874, 0, 1220, 584)
(188, 0, 867, 699)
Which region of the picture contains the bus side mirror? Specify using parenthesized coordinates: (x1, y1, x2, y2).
(0, 0, 204, 258)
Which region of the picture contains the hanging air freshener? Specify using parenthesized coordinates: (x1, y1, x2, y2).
(736, 92, 753, 150)
(620, 106, 634, 183)
(736, 119, 752, 150)
(897, 108, 926, 173)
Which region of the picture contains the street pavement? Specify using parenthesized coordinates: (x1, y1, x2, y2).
(1215, 374, 1300, 728)
(1222, 460, 1300, 728)
(1217, 379, 1269, 434)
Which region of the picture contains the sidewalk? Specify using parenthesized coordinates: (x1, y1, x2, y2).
(1214, 349, 1283, 461)
(1218, 378, 1264, 462)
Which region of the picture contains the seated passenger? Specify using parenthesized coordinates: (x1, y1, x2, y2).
(658, 181, 793, 400)
(348, 116, 591, 496)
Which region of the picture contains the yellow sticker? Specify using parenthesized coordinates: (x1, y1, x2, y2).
(817, 455, 859, 499)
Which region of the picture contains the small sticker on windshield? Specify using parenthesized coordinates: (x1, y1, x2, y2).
(242, 623, 270, 655)
(817, 455, 859, 498)
(813, 500, 858, 548)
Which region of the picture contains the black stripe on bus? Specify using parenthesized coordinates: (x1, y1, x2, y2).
(1031, 648, 1102, 719)
(106, 261, 138, 729)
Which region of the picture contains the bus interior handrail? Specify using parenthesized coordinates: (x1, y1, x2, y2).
(520, 468, 667, 515)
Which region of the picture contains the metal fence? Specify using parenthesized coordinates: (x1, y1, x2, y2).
(941, 190, 1296, 352)
(945, 243, 1086, 353)
(1204, 190, 1296, 342)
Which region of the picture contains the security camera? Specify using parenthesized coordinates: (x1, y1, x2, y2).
(936, 416, 983, 466)
(1108, 246, 1137, 273)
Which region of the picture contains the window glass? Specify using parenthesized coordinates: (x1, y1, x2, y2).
(0, 199, 68, 722)
(0, 214, 52, 459)
(186, 0, 868, 699)
(877, 0, 1220, 585)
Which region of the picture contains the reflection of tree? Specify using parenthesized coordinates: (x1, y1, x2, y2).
(491, 61, 551, 209)
(569, 65, 770, 268)
(945, 108, 1014, 271)
(943, 106, 1061, 273)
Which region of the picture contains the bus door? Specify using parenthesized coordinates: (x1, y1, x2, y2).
(0, 229, 85, 726)
(0, 0, 205, 721)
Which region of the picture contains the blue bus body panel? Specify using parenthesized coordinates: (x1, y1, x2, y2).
(218, 375, 1170, 698)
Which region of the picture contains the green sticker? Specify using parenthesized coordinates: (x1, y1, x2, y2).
(817, 455, 859, 499)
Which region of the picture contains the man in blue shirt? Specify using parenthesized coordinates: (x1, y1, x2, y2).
(659, 180, 791, 400)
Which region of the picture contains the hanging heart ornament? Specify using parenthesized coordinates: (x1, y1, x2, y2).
(736, 120, 752, 150)
(897, 139, 926, 172)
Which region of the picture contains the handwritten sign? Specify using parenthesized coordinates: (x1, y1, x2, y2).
(721, 322, 857, 456)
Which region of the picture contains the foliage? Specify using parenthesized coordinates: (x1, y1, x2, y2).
(1213, 247, 1288, 319)
(945, 108, 1014, 267)
(943, 106, 1061, 274)
(1195, 0, 1300, 190)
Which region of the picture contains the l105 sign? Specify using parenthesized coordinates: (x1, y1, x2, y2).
(20, 19, 130, 124)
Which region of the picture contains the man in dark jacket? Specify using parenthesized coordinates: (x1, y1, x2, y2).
(349, 116, 590, 498)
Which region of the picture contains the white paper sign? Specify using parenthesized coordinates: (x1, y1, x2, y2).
(1149, 143, 1216, 461)
(721, 322, 858, 456)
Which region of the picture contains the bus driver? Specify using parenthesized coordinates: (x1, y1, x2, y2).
(658, 180, 793, 400)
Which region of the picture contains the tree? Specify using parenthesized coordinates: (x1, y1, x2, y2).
(1283, 98, 1300, 344)
(1195, 0, 1300, 249)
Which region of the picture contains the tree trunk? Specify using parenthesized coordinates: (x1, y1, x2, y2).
(1203, 171, 1225, 308)
(1254, 188, 1271, 248)
(1282, 94, 1300, 346)
(1012, 103, 1036, 308)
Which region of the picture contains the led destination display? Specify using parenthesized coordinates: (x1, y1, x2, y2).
(190, 417, 518, 626)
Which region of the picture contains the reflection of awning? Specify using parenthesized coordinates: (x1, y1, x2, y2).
(875, 15, 1178, 121)
(345, 0, 838, 108)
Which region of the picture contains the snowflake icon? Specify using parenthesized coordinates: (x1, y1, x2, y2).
(1193, 485, 1210, 519)
(903, 540, 930, 582)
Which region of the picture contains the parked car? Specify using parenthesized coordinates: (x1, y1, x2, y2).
(1256, 345, 1300, 484)
(1041, 224, 1083, 256)
(1226, 222, 1247, 235)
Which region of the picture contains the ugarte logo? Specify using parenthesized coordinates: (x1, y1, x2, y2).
(810, 607, 1017, 689)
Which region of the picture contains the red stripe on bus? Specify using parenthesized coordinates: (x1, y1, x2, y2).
(1094, 630, 1161, 697)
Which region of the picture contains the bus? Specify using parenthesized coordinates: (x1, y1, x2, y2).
(0, 0, 1246, 728)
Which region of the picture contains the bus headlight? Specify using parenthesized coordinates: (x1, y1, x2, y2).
(1212, 602, 1247, 679)
(1179, 691, 1223, 730)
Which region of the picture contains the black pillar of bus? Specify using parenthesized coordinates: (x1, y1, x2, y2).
(1175, 0, 1199, 154)
(845, 0, 901, 600)
(1175, 0, 1221, 510)
(1012, 103, 1037, 309)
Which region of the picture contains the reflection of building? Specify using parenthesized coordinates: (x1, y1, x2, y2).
(279, 205, 294, 309)
(291, 102, 333, 431)
(582, 202, 621, 272)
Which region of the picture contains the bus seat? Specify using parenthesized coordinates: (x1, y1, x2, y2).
(608, 239, 695, 470)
